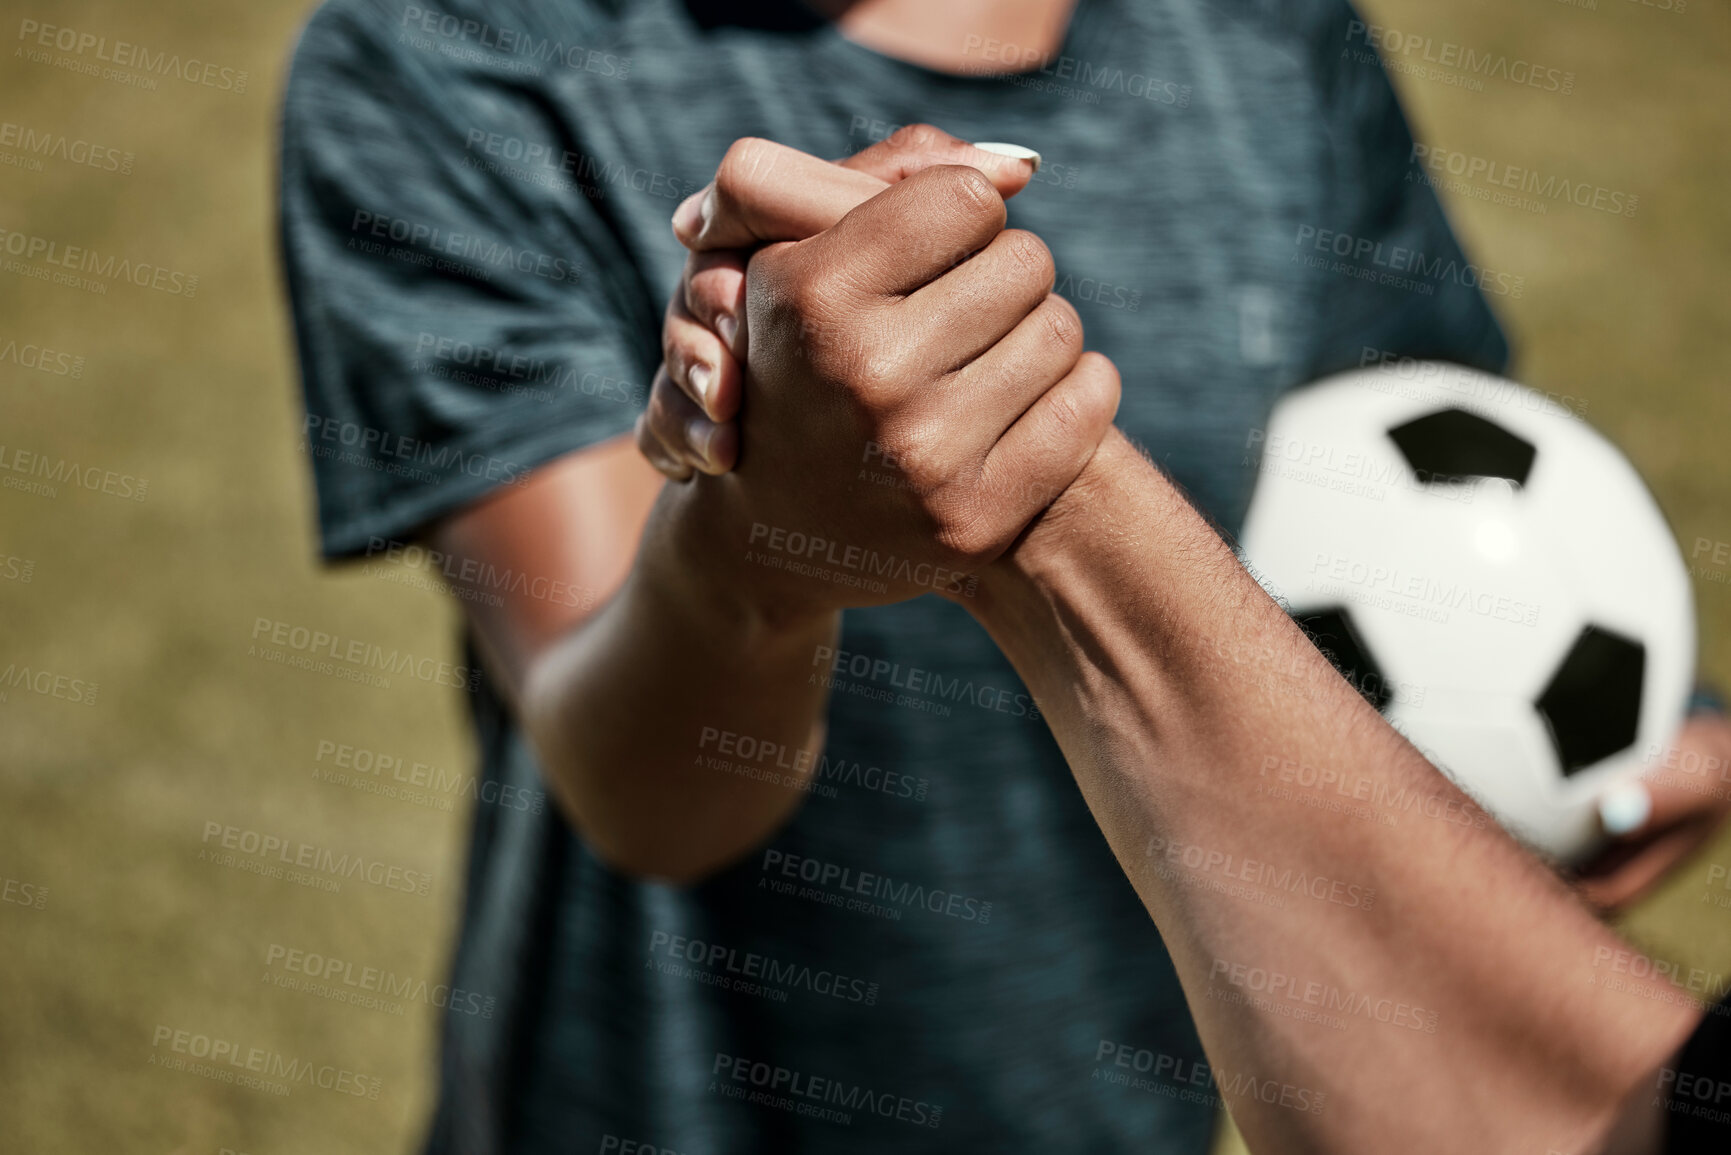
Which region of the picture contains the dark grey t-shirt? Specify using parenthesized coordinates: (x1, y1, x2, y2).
(280, 0, 1508, 1150)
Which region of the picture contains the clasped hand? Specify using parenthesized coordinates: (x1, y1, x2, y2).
(634, 126, 1119, 619)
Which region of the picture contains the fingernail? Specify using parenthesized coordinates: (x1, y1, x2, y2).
(686, 416, 717, 469)
(971, 142, 1041, 173)
(717, 313, 739, 351)
(1599, 782, 1652, 836)
(688, 362, 714, 407)
(672, 185, 710, 242)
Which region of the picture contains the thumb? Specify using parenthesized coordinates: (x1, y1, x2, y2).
(673, 129, 1040, 252)
(840, 124, 1041, 201)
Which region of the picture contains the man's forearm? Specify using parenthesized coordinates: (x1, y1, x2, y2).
(970, 428, 1698, 1152)
(522, 482, 838, 883)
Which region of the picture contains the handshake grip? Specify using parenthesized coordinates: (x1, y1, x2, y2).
(646, 133, 1121, 617)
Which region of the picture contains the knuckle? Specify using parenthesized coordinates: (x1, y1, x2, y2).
(646, 376, 683, 429)
(934, 502, 1005, 566)
(634, 416, 681, 479)
(891, 417, 945, 477)
(796, 260, 847, 311)
(778, 280, 830, 344)
(1088, 355, 1125, 417)
(1044, 382, 1087, 438)
(714, 136, 778, 203)
(1000, 230, 1055, 290)
(1080, 351, 1123, 400)
(1064, 353, 1123, 433)
(1038, 293, 1083, 354)
(750, 247, 812, 320)
(939, 165, 1001, 219)
(744, 242, 789, 294)
(785, 267, 860, 343)
(688, 277, 733, 327)
(888, 123, 951, 154)
(847, 346, 908, 402)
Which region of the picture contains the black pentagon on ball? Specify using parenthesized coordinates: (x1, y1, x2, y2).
(1292, 607, 1392, 712)
(1387, 407, 1537, 486)
(1536, 625, 1646, 776)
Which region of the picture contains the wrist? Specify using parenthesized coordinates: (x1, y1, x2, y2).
(972, 427, 1160, 631)
(643, 474, 840, 648)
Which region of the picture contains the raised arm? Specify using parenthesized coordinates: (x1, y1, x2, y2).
(428, 437, 838, 883)
(650, 130, 1706, 1150)
(970, 430, 1698, 1152)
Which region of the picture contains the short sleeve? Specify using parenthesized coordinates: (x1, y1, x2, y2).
(279, 0, 658, 559)
(1293, 0, 1512, 381)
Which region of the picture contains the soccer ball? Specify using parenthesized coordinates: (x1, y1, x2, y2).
(1238, 362, 1695, 862)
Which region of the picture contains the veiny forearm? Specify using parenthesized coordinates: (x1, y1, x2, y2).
(970, 428, 1697, 1153)
(521, 482, 838, 883)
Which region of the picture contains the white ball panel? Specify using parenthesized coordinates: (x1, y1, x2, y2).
(1240, 364, 1696, 861)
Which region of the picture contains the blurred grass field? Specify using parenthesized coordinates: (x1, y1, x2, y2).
(0, 2, 1727, 1153)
